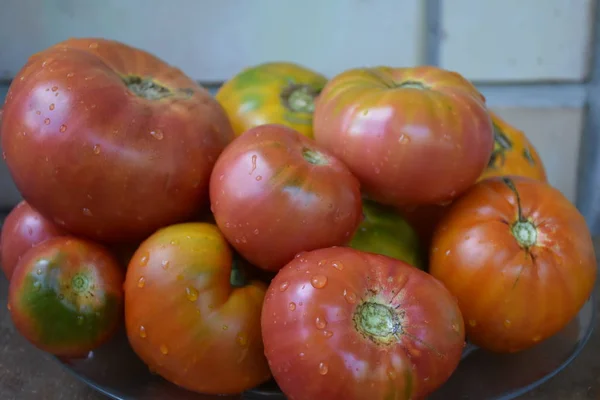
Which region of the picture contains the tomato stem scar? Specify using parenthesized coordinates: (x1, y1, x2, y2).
(397, 80, 427, 90)
(502, 177, 538, 248)
(354, 301, 402, 345)
(302, 147, 329, 166)
(122, 75, 173, 100)
(280, 83, 320, 113)
(71, 273, 91, 294)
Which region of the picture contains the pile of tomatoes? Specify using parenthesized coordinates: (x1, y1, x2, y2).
(0, 38, 596, 400)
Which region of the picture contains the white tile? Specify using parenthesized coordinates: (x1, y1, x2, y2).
(490, 107, 584, 202)
(0, 0, 426, 81)
(439, 0, 595, 82)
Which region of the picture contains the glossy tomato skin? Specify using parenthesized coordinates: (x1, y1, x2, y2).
(349, 199, 424, 269)
(210, 124, 363, 272)
(1, 201, 67, 279)
(313, 66, 494, 207)
(8, 237, 124, 358)
(262, 247, 465, 400)
(479, 111, 547, 182)
(124, 222, 270, 395)
(429, 176, 597, 353)
(216, 62, 327, 138)
(1, 38, 234, 243)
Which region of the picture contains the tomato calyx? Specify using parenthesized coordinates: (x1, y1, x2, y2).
(502, 177, 538, 248)
(302, 147, 329, 165)
(396, 80, 428, 90)
(353, 301, 402, 345)
(122, 75, 193, 101)
(280, 83, 320, 113)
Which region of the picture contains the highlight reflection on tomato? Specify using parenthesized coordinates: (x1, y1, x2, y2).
(262, 247, 465, 400)
(429, 176, 596, 353)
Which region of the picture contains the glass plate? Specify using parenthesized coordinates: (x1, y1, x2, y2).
(58, 293, 595, 400)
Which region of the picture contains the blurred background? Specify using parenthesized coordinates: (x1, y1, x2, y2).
(0, 0, 599, 234)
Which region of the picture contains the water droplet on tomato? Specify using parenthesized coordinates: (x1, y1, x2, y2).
(452, 322, 460, 332)
(139, 253, 149, 266)
(161, 260, 170, 270)
(255, 175, 262, 181)
(170, 239, 179, 245)
(298, 352, 306, 360)
(503, 320, 512, 328)
(322, 330, 333, 338)
(92, 144, 101, 154)
(32, 281, 42, 292)
(138, 325, 147, 338)
(318, 362, 329, 375)
(137, 277, 146, 288)
(44, 118, 50, 125)
(240, 236, 247, 243)
(185, 287, 199, 302)
(66, 72, 74, 78)
(237, 332, 248, 346)
(51, 86, 58, 92)
(468, 319, 477, 327)
(445, 249, 451, 256)
(279, 281, 289, 292)
(82, 208, 93, 217)
(222, 325, 229, 331)
(343, 289, 357, 304)
(398, 134, 410, 144)
(311, 275, 328, 289)
(88, 42, 99, 49)
(315, 316, 327, 330)
(331, 261, 344, 271)
(49, 103, 55, 111)
(288, 302, 296, 311)
(150, 130, 164, 140)
(159, 344, 169, 355)
(7, 303, 11, 311)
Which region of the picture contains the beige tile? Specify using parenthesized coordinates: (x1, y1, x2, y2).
(0, 0, 426, 81)
(489, 107, 584, 202)
(439, 0, 595, 82)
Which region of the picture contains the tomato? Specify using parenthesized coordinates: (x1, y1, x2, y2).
(216, 62, 327, 138)
(8, 236, 124, 358)
(261, 247, 465, 400)
(210, 124, 363, 272)
(398, 203, 450, 251)
(348, 199, 424, 269)
(124, 222, 270, 395)
(1, 38, 234, 243)
(313, 66, 494, 207)
(479, 111, 547, 182)
(429, 176, 597, 353)
(1, 201, 67, 280)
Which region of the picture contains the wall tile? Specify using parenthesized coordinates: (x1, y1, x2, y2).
(439, 0, 595, 82)
(0, 0, 426, 82)
(489, 107, 585, 202)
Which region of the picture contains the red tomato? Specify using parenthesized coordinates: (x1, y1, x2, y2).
(313, 66, 494, 207)
(1, 201, 67, 280)
(8, 237, 124, 357)
(210, 124, 363, 272)
(1, 38, 233, 243)
(261, 247, 465, 400)
(125, 222, 271, 395)
(429, 176, 597, 353)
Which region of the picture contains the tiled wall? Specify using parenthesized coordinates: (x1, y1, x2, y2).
(0, 0, 597, 211)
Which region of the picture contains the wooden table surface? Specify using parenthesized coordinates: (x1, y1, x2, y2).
(0, 222, 598, 399)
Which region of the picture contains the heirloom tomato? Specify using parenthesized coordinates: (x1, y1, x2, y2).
(1, 201, 67, 280)
(1, 38, 233, 243)
(262, 247, 465, 400)
(124, 222, 271, 395)
(216, 62, 327, 138)
(8, 237, 124, 358)
(313, 66, 494, 207)
(398, 203, 450, 251)
(479, 111, 547, 182)
(210, 124, 363, 272)
(349, 199, 424, 269)
(429, 176, 597, 353)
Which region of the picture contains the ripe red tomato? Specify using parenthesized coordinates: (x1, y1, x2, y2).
(261, 247, 465, 400)
(210, 124, 363, 272)
(8, 237, 124, 358)
(313, 66, 494, 207)
(1, 38, 234, 243)
(1, 201, 67, 279)
(429, 176, 597, 353)
(124, 222, 271, 395)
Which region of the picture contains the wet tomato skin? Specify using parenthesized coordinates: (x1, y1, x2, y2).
(261, 247, 465, 400)
(210, 124, 363, 272)
(124, 222, 271, 395)
(1, 38, 234, 243)
(429, 176, 597, 353)
(313, 66, 494, 207)
(8, 236, 124, 358)
(1, 201, 67, 280)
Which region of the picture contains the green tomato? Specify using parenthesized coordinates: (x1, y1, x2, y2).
(349, 199, 424, 269)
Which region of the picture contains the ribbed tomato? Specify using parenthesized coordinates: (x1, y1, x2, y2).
(313, 66, 494, 207)
(429, 176, 596, 353)
(216, 62, 327, 138)
(261, 247, 465, 400)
